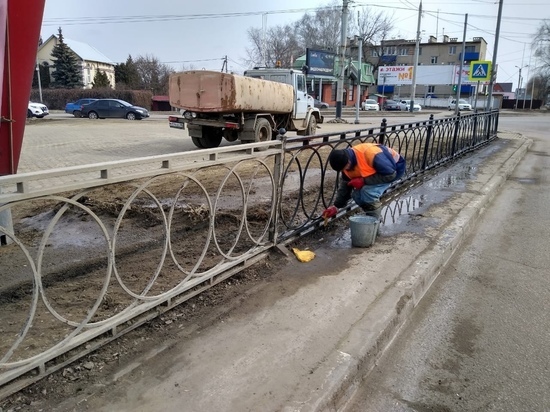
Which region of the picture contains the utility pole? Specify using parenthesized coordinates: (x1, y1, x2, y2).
(355, 37, 362, 124)
(262, 13, 267, 67)
(336, 0, 349, 119)
(454, 13, 468, 115)
(36, 61, 43, 103)
(486, 0, 503, 111)
(409, 0, 422, 113)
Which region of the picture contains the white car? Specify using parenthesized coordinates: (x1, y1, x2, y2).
(361, 98, 379, 111)
(397, 100, 422, 112)
(27, 101, 49, 118)
(449, 99, 472, 111)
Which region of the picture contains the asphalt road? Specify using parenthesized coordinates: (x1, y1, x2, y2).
(344, 114, 550, 411)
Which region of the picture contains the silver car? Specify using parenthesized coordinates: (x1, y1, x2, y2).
(397, 100, 422, 112)
(449, 99, 472, 111)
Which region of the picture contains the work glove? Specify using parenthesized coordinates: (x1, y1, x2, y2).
(322, 206, 338, 219)
(347, 177, 365, 190)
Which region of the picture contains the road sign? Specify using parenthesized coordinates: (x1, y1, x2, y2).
(469, 61, 492, 82)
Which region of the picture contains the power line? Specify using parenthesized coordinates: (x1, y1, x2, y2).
(41, 3, 550, 27)
(42, 6, 338, 26)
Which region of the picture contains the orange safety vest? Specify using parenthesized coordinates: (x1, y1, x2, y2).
(343, 143, 381, 179)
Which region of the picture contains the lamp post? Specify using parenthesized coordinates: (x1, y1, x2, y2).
(515, 64, 528, 109)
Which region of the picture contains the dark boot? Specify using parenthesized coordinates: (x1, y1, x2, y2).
(362, 203, 382, 236)
(362, 202, 382, 220)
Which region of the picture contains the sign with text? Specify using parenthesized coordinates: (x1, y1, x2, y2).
(378, 66, 414, 85)
(305, 49, 336, 77)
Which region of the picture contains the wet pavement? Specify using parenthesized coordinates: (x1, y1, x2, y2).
(26, 132, 529, 412)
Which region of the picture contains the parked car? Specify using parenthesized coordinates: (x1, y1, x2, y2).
(361, 98, 380, 111)
(81, 99, 150, 120)
(397, 99, 422, 112)
(307, 95, 329, 109)
(27, 101, 49, 118)
(448, 99, 472, 111)
(65, 98, 97, 117)
(383, 99, 400, 111)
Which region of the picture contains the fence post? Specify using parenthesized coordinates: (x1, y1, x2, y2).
(472, 112, 478, 145)
(451, 111, 461, 157)
(494, 110, 499, 137)
(421, 114, 434, 170)
(379, 118, 387, 145)
(270, 132, 286, 244)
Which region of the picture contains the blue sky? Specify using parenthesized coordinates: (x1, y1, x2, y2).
(40, 0, 548, 89)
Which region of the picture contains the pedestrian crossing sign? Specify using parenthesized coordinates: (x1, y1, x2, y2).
(469, 61, 492, 81)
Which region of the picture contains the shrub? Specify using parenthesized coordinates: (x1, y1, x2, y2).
(29, 89, 153, 110)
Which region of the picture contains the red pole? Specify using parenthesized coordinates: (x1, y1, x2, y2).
(0, 0, 46, 175)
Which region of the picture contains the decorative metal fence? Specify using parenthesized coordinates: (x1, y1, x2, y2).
(0, 110, 498, 398)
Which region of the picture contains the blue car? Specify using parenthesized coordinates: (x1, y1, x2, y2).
(64, 98, 97, 117)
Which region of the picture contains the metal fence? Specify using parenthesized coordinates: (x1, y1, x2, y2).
(0, 110, 498, 398)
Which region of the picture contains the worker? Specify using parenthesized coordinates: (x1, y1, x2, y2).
(322, 142, 406, 220)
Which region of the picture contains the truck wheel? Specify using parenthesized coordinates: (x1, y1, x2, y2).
(191, 137, 205, 148)
(305, 116, 317, 136)
(254, 118, 272, 143)
(201, 127, 223, 148)
(224, 129, 239, 142)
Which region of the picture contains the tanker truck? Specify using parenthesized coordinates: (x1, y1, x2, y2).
(168, 68, 324, 149)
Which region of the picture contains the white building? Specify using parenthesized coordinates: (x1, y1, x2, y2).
(37, 35, 115, 89)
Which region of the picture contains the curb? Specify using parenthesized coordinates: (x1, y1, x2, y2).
(295, 136, 533, 412)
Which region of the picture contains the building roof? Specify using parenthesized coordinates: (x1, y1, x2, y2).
(41, 34, 114, 65)
(494, 82, 513, 93)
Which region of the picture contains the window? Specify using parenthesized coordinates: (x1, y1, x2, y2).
(331, 83, 337, 100)
(431, 56, 438, 64)
(371, 49, 379, 57)
(428, 86, 435, 93)
(465, 46, 475, 53)
(349, 87, 353, 100)
(449, 46, 457, 55)
(296, 74, 306, 92)
(384, 46, 397, 55)
(270, 75, 287, 84)
(419, 47, 422, 56)
(399, 48, 408, 56)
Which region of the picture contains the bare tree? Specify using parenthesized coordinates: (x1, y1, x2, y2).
(244, 1, 394, 71)
(533, 20, 550, 68)
(134, 54, 174, 95)
(296, 2, 341, 52)
(245, 24, 302, 68)
(351, 6, 394, 70)
(533, 20, 550, 103)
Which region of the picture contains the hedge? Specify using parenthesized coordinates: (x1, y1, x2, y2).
(29, 88, 154, 110)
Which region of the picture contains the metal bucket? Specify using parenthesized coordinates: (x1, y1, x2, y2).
(349, 215, 379, 247)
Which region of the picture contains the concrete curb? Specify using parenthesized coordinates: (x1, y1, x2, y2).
(295, 136, 533, 412)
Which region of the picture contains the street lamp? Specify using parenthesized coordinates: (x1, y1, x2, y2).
(515, 64, 528, 107)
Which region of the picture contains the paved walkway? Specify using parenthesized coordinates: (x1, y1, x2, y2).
(36, 132, 529, 412)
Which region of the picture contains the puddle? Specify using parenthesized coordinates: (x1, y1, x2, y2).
(329, 160, 482, 246)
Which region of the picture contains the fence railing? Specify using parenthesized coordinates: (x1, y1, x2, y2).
(0, 110, 498, 398)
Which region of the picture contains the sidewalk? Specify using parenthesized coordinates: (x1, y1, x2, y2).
(23, 133, 531, 412)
